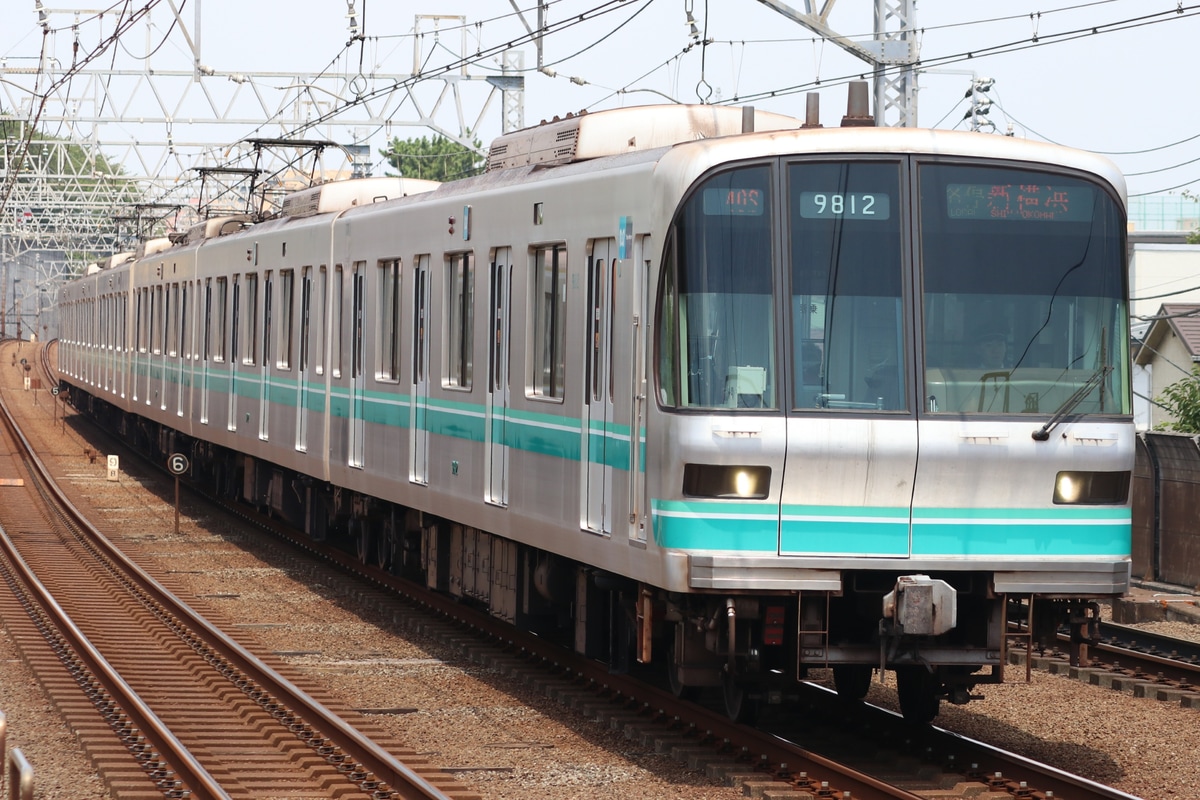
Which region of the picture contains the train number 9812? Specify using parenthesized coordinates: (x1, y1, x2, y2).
(799, 191, 890, 220)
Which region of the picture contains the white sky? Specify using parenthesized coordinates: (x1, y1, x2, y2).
(2, 0, 1198, 199)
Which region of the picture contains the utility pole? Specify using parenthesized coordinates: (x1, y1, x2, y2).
(755, 0, 919, 127)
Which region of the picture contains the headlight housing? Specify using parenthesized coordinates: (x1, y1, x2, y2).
(1053, 470, 1130, 505)
(682, 464, 771, 499)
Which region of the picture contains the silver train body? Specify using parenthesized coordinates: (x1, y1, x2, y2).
(57, 103, 1134, 722)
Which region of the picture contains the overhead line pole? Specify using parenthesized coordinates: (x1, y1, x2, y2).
(754, 0, 918, 127)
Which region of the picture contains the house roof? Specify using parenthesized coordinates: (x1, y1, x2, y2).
(1134, 303, 1200, 366)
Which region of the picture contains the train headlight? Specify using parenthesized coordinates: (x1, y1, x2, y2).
(682, 464, 771, 499)
(1053, 470, 1130, 505)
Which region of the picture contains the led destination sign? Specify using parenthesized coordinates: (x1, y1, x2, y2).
(946, 183, 1095, 222)
(703, 187, 766, 216)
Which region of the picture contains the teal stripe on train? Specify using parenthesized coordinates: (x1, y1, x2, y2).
(911, 506, 1130, 556)
(95, 354, 637, 468)
(651, 500, 779, 552)
(653, 500, 1131, 556)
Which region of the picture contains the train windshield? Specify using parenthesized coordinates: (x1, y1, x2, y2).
(658, 157, 1129, 418)
(788, 161, 906, 411)
(919, 164, 1130, 416)
(658, 164, 777, 409)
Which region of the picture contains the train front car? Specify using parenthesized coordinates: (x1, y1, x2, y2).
(651, 128, 1132, 723)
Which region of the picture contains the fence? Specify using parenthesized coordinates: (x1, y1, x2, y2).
(1132, 432, 1200, 587)
(0, 711, 34, 800)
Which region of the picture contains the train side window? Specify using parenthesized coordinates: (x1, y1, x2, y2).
(530, 243, 567, 401)
(180, 282, 189, 360)
(315, 265, 327, 375)
(333, 265, 343, 378)
(213, 277, 227, 362)
(445, 252, 474, 390)
(152, 285, 162, 355)
(231, 276, 241, 366)
(262, 271, 273, 368)
(352, 262, 365, 381)
(244, 273, 259, 366)
(167, 282, 178, 358)
(378, 258, 402, 382)
(278, 269, 294, 370)
(135, 289, 146, 353)
(412, 255, 429, 384)
(299, 267, 312, 372)
(203, 280, 212, 362)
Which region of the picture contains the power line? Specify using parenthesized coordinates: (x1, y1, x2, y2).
(722, 5, 1200, 106)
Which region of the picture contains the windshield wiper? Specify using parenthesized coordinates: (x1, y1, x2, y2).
(1031, 365, 1112, 441)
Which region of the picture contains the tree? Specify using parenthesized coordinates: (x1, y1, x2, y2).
(1, 110, 139, 272)
(1184, 191, 1200, 243)
(1155, 365, 1200, 433)
(378, 133, 484, 182)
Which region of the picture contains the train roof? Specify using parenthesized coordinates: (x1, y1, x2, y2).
(484, 105, 804, 171)
(479, 103, 1125, 202)
(279, 176, 441, 219)
(656, 123, 1128, 204)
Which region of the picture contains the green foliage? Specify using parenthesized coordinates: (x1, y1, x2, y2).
(1, 112, 126, 179)
(378, 133, 484, 182)
(1155, 365, 1200, 433)
(1187, 228, 1200, 245)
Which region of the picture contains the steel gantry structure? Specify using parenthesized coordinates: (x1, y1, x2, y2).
(757, 0, 918, 127)
(2, 0, 918, 340)
(0, 2, 527, 338)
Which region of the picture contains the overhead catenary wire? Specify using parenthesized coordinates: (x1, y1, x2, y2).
(10, 0, 1200, 225)
(0, 0, 166, 220)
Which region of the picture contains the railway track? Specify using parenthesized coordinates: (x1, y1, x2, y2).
(210, 499, 1151, 800)
(3, 339, 1163, 799)
(0, 343, 475, 799)
(995, 621, 1200, 704)
(98, 426, 1152, 799)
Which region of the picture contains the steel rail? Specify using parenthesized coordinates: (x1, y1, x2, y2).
(0, 359, 460, 800)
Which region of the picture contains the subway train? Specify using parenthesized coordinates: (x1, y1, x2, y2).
(56, 90, 1134, 723)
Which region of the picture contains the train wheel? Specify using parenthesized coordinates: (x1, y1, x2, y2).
(722, 673, 758, 724)
(375, 518, 396, 571)
(833, 665, 873, 701)
(666, 637, 701, 701)
(895, 666, 939, 724)
(351, 518, 373, 565)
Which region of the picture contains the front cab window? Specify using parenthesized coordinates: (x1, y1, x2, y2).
(658, 165, 776, 410)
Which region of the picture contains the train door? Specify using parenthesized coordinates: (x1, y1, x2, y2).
(779, 160, 915, 558)
(259, 271, 273, 440)
(201, 279, 211, 424)
(158, 283, 169, 411)
(178, 282, 189, 418)
(132, 288, 143, 402)
(348, 263, 365, 468)
(228, 276, 240, 431)
(582, 239, 616, 535)
(410, 255, 431, 484)
(296, 266, 312, 451)
(627, 235, 650, 545)
(485, 248, 512, 507)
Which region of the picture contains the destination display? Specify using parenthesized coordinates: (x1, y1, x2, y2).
(946, 183, 1095, 222)
(702, 186, 766, 216)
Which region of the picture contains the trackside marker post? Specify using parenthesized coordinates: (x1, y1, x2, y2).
(168, 454, 189, 536)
